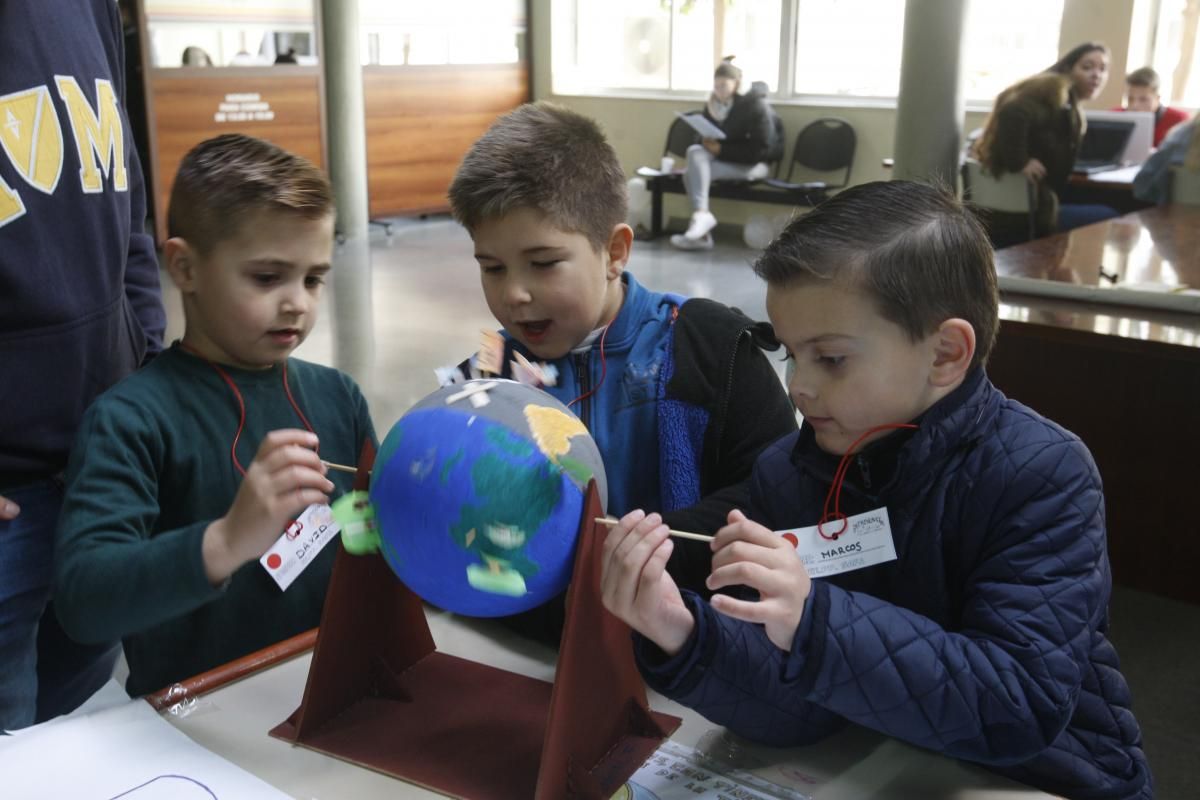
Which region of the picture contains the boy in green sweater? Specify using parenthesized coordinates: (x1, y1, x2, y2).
(53, 135, 376, 697)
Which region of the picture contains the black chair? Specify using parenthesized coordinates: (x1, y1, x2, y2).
(960, 158, 1039, 248)
(764, 113, 786, 178)
(767, 117, 856, 192)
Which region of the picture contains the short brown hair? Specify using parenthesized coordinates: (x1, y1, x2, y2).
(754, 181, 999, 369)
(714, 57, 742, 84)
(167, 134, 333, 254)
(1125, 66, 1160, 91)
(447, 102, 627, 252)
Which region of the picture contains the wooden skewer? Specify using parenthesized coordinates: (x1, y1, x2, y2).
(321, 460, 361, 475)
(593, 516, 714, 542)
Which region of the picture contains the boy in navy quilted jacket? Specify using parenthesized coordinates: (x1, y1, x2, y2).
(601, 181, 1151, 800)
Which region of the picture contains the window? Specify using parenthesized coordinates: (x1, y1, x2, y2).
(1138, 0, 1200, 108)
(962, 0, 1065, 104)
(144, 0, 316, 68)
(553, 0, 1068, 103)
(361, 0, 525, 66)
(792, 0, 905, 98)
(552, 0, 780, 95)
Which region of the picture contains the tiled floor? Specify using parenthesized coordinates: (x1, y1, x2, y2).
(158, 215, 1198, 799)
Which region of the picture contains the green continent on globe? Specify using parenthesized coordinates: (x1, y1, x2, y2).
(450, 451, 563, 596)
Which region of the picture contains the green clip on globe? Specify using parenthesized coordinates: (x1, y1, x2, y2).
(331, 490, 379, 555)
(331, 379, 607, 617)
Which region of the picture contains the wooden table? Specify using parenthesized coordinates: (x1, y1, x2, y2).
(1064, 165, 1152, 214)
(988, 205, 1200, 605)
(157, 610, 1054, 799)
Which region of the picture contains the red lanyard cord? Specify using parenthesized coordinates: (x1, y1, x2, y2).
(818, 423, 918, 540)
(280, 362, 317, 435)
(567, 323, 611, 409)
(180, 344, 316, 476)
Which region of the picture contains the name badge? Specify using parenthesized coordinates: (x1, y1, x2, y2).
(260, 503, 340, 590)
(777, 507, 897, 579)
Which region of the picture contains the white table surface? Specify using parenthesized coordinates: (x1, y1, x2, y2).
(159, 607, 1056, 800)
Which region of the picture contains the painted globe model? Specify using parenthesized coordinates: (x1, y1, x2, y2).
(334, 380, 607, 617)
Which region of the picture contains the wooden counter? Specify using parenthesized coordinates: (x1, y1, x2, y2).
(988, 206, 1200, 604)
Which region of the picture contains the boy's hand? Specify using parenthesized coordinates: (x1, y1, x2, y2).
(600, 510, 695, 656)
(0, 494, 19, 521)
(708, 510, 812, 652)
(202, 429, 333, 585)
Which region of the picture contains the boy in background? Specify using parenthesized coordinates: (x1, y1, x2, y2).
(54, 134, 376, 697)
(447, 103, 796, 638)
(1119, 66, 1189, 147)
(602, 181, 1151, 800)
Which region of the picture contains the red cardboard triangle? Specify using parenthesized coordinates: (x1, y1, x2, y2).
(271, 448, 681, 798)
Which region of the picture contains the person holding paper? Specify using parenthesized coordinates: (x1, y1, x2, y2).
(671, 58, 781, 251)
(53, 135, 376, 698)
(601, 182, 1151, 800)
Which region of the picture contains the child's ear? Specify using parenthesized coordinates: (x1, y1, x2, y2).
(604, 223, 634, 279)
(163, 238, 198, 292)
(929, 318, 976, 388)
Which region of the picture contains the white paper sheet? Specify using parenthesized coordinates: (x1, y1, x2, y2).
(622, 740, 813, 800)
(0, 696, 292, 800)
(675, 112, 727, 141)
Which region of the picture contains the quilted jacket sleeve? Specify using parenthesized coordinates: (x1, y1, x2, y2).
(642, 431, 1108, 765)
(636, 592, 846, 747)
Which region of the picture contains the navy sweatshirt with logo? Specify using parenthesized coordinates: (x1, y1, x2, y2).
(0, 0, 165, 485)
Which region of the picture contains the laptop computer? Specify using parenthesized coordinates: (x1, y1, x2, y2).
(1073, 119, 1135, 175)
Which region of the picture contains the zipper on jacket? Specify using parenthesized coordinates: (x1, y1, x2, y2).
(709, 327, 748, 473)
(857, 453, 872, 490)
(574, 352, 592, 429)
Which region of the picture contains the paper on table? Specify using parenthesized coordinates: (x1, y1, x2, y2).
(4, 679, 131, 736)
(675, 112, 727, 141)
(0, 696, 292, 800)
(622, 740, 813, 799)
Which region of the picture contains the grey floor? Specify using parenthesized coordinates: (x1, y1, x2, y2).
(158, 216, 1197, 799)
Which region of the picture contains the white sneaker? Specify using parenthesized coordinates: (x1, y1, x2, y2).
(746, 162, 770, 181)
(683, 210, 718, 240)
(670, 232, 714, 251)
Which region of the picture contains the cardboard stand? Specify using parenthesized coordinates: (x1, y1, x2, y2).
(271, 442, 681, 799)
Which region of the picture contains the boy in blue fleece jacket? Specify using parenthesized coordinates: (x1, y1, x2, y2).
(601, 181, 1151, 800)
(446, 103, 796, 641)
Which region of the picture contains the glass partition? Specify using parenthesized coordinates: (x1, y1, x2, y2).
(143, 0, 526, 69)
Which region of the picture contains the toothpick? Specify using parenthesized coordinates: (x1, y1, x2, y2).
(321, 460, 361, 475)
(593, 516, 714, 542)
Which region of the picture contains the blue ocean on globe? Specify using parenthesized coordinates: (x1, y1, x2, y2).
(368, 406, 586, 617)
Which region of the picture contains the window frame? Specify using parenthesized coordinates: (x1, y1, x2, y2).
(550, 0, 1071, 112)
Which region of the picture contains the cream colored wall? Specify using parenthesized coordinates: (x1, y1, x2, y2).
(1060, 0, 1136, 110)
(529, 0, 1135, 227)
